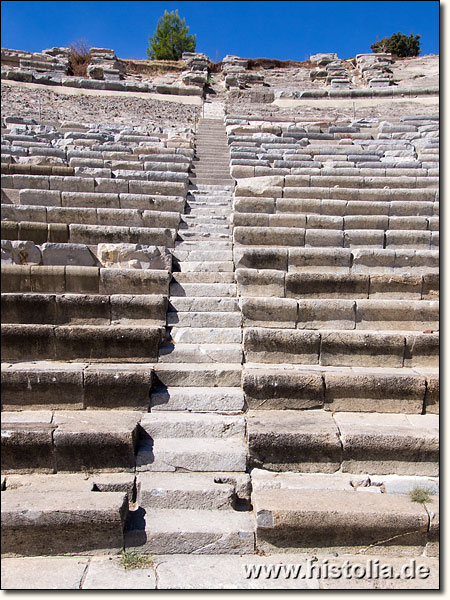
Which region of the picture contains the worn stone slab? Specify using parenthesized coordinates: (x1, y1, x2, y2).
(1, 556, 89, 589)
(53, 410, 141, 472)
(139, 413, 245, 439)
(244, 328, 320, 364)
(236, 268, 285, 298)
(286, 273, 368, 299)
(150, 386, 245, 412)
(335, 412, 439, 476)
(320, 331, 405, 368)
(125, 509, 255, 554)
(153, 363, 242, 387)
(248, 409, 341, 472)
(136, 437, 247, 472)
(356, 299, 438, 331)
(154, 554, 320, 589)
(324, 369, 426, 413)
(252, 488, 429, 552)
(243, 368, 324, 410)
(404, 333, 439, 367)
(83, 366, 153, 410)
(1, 489, 128, 556)
(241, 297, 298, 328)
(158, 342, 242, 364)
(137, 472, 247, 510)
(82, 556, 156, 589)
(298, 299, 356, 330)
(1, 363, 85, 410)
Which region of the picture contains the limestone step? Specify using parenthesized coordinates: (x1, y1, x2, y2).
(169, 297, 239, 312)
(1, 323, 164, 361)
(1, 484, 129, 556)
(172, 250, 233, 262)
(152, 363, 242, 387)
(233, 212, 437, 232)
(1, 204, 181, 228)
(169, 327, 242, 344)
(1, 410, 141, 473)
(190, 179, 233, 186)
(252, 486, 437, 555)
(251, 468, 439, 497)
(177, 231, 231, 241)
(137, 472, 250, 509)
(189, 182, 234, 190)
(169, 282, 237, 297)
(176, 261, 234, 272)
(234, 247, 439, 275)
(192, 173, 232, 180)
(240, 297, 439, 330)
(233, 226, 438, 250)
(236, 269, 438, 301)
(150, 386, 245, 412)
(139, 412, 245, 438)
(1, 293, 167, 326)
(167, 311, 241, 327)
(171, 272, 235, 284)
(136, 437, 247, 473)
(186, 206, 231, 216)
(1, 361, 155, 411)
(236, 186, 437, 203)
(243, 328, 438, 368)
(188, 190, 232, 197)
(7, 177, 188, 200)
(179, 223, 231, 235)
(174, 240, 232, 251)
(1, 265, 170, 295)
(158, 343, 243, 364)
(181, 214, 229, 224)
(1, 220, 177, 247)
(242, 364, 438, 414)
(247, 409, 438, 475)
(234, 197, 438, 218)
(124, 508, 254, 554)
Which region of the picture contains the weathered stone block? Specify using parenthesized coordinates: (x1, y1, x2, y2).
(248, 410, 341, 472)
(320, 331, 405, 367)
(286, 273, 368, 299)
(99, 268, 169, 295)
(243, 370, 324, 410)
(244, 328, 320, 364)
(241, 297, 298, 328)
(324, 371, 426, 413)
(297, 299, 355, 329)
(236, 268, 285, 298)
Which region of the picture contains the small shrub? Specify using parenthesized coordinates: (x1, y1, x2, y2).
(409, 486, 433, 504)
(371, 32, 421, 57)
(68, 39, 91, 77)
(120, 551, 154, 570)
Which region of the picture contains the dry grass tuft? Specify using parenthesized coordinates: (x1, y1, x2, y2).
(68, 39, 91, 77)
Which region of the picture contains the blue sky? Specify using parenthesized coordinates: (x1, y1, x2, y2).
(1, 1, 439, 62)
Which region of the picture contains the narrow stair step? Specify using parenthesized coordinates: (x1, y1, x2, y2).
(158, 343, 243, 364)
(150, 386, 245, 412)
(124, 508, 254, 554)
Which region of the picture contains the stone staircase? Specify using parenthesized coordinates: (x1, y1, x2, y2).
(121, 114, 253, 553)
(1, 101, 439, 586)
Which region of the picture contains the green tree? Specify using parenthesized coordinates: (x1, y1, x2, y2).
(371, 32, 421, 57)
(147, 10, 196, 60)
